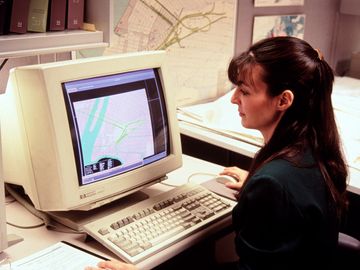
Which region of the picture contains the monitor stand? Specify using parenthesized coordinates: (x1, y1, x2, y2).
(47, 190, 149, 232)
(5, 183, 150, 233)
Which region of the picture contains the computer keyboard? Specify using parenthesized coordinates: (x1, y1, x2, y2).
(83, 183, 236, 264)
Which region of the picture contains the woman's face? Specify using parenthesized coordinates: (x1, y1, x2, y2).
(231, 65, 283, 142)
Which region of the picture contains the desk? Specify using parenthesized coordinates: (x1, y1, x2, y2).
(1, 155, 232, 270)
(179, 121, 360, 240)
(179, 121, 360, 194)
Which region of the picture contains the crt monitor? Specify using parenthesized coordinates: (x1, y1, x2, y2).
(0, 50, 182, 211)
(0, 146, 8, 251)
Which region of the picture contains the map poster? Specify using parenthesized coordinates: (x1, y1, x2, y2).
(106, 0, 237, 106)
(254, 0, 304, 7)
(252, 14, 305, 44)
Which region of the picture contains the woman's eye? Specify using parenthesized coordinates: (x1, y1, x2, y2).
(236, 84, 250, 96)
(240, 89, 249, 96)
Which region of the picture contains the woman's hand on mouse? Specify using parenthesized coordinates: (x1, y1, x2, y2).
(219, 166, 248, 190)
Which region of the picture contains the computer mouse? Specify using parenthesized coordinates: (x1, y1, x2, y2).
(215, 175, 238, 184)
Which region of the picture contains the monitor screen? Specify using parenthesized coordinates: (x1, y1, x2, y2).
(62, 68, 169, 186)
(0, 51, 182, 212)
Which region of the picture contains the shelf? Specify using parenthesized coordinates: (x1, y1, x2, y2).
(0, 30, 108, 58)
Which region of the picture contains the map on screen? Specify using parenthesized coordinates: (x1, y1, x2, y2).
(73, 89, 154, 184)
(62, 68, 168, 186)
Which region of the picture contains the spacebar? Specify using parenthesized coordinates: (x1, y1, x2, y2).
(148, 225, 186, 246)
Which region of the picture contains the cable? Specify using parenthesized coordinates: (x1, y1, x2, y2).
(5, 184, 57, 229)
(5, 192, 46, 228)
(6, 218, 85, 234)
(5, 197, 16, 204)
(6, 221, 45, 229)
(159, 181, 180, 188)
(187, 172, 217, 183)
(5, 184, 87, 235)
(160, 172, 218, 187)
(0, 58, 8, 71)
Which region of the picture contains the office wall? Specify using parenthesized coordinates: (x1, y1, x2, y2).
(1, 0, 359, 93)
(235, 0, 338, 60)
(333, 14, 360, 75)
(234, 0, 360, 76)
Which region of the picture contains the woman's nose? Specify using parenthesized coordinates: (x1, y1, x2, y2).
(231, 89, 239, 104)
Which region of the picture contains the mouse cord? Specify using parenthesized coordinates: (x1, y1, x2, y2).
(187, 172, 218, 183)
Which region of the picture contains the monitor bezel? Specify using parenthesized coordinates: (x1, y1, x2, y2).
(1, 51, 182, 211)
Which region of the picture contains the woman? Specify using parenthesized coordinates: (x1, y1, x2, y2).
(220, 36, 348, 270)
(86, 36, 348, 270)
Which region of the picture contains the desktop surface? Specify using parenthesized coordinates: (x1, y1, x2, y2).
(2, 155, 236, 270)
(179, 119, 360, 194)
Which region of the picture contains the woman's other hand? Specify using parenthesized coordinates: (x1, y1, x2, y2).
(85, 260, 137, 270)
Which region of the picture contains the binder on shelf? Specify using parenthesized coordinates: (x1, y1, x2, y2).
(0, 0, 12, 35)
(47, 0, 66, 31)
(27, 0, 49, 33)
(66, 0, 84, 30)
(9, 0, 31, 34)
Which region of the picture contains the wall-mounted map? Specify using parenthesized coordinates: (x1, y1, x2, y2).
(106, 0, 236, 106)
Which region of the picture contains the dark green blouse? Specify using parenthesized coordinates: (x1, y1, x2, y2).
(232, 151, 338, 270)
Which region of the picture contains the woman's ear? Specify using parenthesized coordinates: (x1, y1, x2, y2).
(277, 90, 294, 111)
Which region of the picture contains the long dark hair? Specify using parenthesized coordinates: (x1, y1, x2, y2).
(228, 36, 348, 218)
